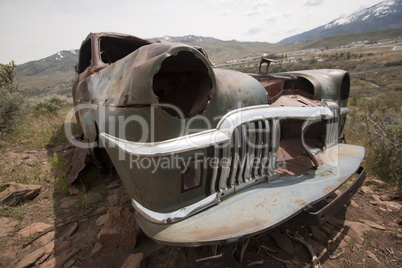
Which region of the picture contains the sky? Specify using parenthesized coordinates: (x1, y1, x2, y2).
(0, 0, 384, 65)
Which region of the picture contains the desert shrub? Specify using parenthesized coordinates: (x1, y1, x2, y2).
(384, 60, 402, 67)
(365, 114, 401, 186)
(346, 90, 402, 194)
(0, 61, 25, 134)
(33, 94, 71, 114)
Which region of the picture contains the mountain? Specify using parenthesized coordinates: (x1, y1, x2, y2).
(15, 27, 401, 99)
(155, 35, 276, 64)
(17, 50, 78, 77)
(280, 0, 402, 43)
(16, 50, 79, 97)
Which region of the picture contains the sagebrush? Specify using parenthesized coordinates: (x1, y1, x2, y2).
(0, 61, 25, 134)
(33, 94, 71, 114)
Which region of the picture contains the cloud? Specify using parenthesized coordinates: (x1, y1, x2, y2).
(243, 26, 265, 36)
(207, 0, 244, 5)
(303, 0, 323, 7)
(221, 9, 232, 15)
(283, 10, 293, 17)
(243, 0, 272, 17)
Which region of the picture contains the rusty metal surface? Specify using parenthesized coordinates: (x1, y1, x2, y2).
(73, 33, 267, 144)
(70, 32, 365, 247)
(134, 144, 364, 246)
(283, 69, 349, 101)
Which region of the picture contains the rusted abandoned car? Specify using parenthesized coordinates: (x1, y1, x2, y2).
(72, 32, 365, 248)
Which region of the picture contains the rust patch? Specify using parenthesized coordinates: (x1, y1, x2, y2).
(255, 198, 269, 209)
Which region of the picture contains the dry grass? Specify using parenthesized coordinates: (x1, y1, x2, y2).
(0, 105, 76, 151)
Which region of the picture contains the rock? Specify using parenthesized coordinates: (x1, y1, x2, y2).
(64, 259, 75, 268)
(90, 242, 103, 258)
(360, 219, 386, 230)
(36, 231, 55, 246)
(0, 217, 18, 237)
(371, 194, 382, 203)
(37, 241, 55, 265)
(97, 207, 140, 248)
(107, 193, 131, 207)
(55, 249, 77, 267)
(380, 194, 392, 201)
(366, 250, 381, 264)
(19, 222, 52, 237)
(15, 247, 45, 268)
(0, 182, 41, 205)
(348, 200, 359, 208)
(94, 206, 108, 214)
(339, 237, 349, 249)
(310, 226, 328, 243)
(96, 214, 109, 227)
(385, 201, 401, 211)
(1, 245, 20, 264)
(360, 186, 374, 195)
(121, 253, 147, 268)
(67, 222, 78, 237)
(269, 231, 295, 255)
(379, 207, 388, 212)
(54, 240, 72, 256)
(39, 257, 56, 268)
(343, 220, 371, 242)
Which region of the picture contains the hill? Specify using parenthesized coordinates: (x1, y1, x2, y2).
(16, 50, 78, 97)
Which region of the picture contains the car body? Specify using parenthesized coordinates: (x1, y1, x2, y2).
(72, 32, 365, 246)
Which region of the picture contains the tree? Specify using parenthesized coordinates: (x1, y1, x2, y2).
(0, 61, 25, 134)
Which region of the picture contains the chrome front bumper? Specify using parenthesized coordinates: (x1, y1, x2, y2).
(134, 144, 365, 246)
(100, 104, 364, 246)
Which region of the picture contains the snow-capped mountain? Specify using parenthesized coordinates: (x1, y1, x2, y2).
(280, 0, 402, 43)
(16, 50, 79, 77)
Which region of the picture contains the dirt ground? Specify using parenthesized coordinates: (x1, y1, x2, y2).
(0, 145, 401, 268)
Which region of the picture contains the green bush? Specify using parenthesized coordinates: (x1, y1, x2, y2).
(0, 61, 25, 134)
(33, 94, 71, 114)
(384, 60, 402, 67)
(346, 90, 402, 194)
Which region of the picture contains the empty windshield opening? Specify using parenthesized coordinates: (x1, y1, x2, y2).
(99, 36, 151, 64)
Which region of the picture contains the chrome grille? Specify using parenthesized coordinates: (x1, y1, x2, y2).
(209, 119, 280, 195)
(326, 108, 339, 148)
